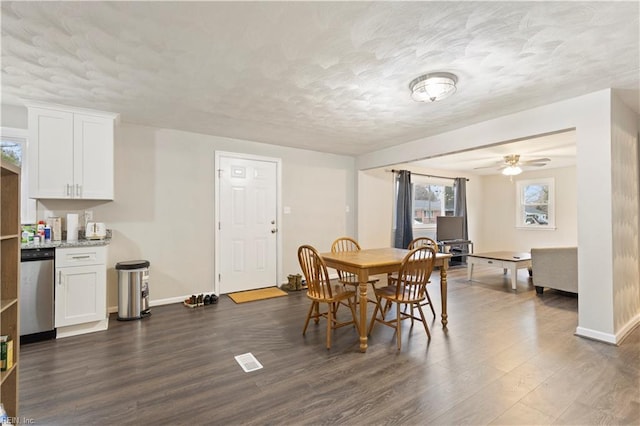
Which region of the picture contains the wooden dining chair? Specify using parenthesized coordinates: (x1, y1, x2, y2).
(331, 237, 380, 307)
(408, 237, 439, 317)
(385, 237, 438, 318)
(298, 245, 359, 349)
(368, 246, 436, 350)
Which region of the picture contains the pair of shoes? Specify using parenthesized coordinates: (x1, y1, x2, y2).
(184, 295, 198, 308)
(285, 274, 297, 291)
(196, 294, 204, 306)
(203, 293, 219, 305)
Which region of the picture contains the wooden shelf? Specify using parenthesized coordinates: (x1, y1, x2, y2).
(1, 159, 20, 418)
(0, 299, 18, 314)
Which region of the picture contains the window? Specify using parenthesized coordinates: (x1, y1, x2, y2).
(516, 178, 555, 229)
(1, 127, 36, 224)
(411, 178, 454, 228)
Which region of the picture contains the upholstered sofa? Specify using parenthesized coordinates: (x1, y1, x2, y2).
(530, 247, 578, 294)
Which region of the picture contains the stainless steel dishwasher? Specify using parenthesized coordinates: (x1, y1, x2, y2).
(20, 247, 56, 343)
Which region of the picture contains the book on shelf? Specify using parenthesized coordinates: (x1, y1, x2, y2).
(0, 335, 13, 371)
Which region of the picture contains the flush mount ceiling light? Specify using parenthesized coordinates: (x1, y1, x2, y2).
(502, 165, 522, 176)
(409, 72, 458, 102)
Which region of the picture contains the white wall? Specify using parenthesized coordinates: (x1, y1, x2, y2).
(1, 104, 28, 128)
(11, 117, 356, 308)
(357, 168, 394, 248)
(478, 166, 577, 252)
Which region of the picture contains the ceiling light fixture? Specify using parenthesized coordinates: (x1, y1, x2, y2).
(502, 165, 522, 176)
(409, 72, 458, 102)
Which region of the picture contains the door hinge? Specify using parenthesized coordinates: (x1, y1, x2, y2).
(218, 273, 221, 282)
(218, 222, 221, 230)
(217, 169, 222, 178)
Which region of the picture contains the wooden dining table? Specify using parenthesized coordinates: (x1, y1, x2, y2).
(320, 247, 451, 352)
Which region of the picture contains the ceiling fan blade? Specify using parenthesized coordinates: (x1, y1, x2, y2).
(521, 157, 550, 164)
(473, 164, 501, 170)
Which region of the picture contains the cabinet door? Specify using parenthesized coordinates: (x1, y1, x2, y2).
(55, 265, 107, 327)
(73, 113, 114, 200)
(28, 108, 74, 198)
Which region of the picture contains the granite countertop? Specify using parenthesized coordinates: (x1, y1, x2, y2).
(21, 238, 111, 250)
(21, 229, 112, 250)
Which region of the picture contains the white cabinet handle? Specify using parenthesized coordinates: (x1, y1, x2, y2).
(72, 255, 91, 259)
(66, 184, 71, 196)
(75, 184, 81, 197)
(58, 271, 63, 285)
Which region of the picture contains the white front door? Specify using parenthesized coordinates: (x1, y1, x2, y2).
(217, 154, 279, 294)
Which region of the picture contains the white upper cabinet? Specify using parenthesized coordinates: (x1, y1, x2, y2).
(28, 104, 118, 200)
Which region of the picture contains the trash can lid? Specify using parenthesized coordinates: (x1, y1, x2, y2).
(116, 260, 150, 270)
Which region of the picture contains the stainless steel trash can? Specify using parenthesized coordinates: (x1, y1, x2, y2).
(116, 260, 151, 320)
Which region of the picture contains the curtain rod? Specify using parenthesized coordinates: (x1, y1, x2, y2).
(389, 169, 469, 182)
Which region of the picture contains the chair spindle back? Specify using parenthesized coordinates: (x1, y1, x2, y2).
(395, 246, 436, 301)
(298, 245, 334, 300)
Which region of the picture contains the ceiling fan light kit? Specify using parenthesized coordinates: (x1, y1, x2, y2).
(474, 154, 551, 176)
(502, 165, 522, 176)
(409, 72, 458, 102)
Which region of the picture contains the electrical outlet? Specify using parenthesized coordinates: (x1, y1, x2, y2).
(84, 210, 94, 224)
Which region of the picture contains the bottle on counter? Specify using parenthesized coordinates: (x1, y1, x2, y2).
(44, 226, 51, 242)
(37, 220, 45, 240)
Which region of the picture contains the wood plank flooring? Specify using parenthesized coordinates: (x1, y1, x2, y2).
(18, 266, 640, 425)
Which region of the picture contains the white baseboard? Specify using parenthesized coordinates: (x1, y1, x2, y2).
(57, 318, 109, 339)
(108, 295, 205, 314)
(614, 313, 640, 344)
(575, 313, 640, 345)
(575, 327, 617, 344)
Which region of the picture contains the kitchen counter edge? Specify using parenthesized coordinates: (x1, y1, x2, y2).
(21, 239, 111, 250)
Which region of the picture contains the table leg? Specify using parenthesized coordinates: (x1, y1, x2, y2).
(467, 261, 474, 281)
(440, 262, 449, 327)
(358, 271, 369, 352)
(510, 264, 517, 290)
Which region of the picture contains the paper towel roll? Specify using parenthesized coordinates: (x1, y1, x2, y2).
(66, 213, 79, 241)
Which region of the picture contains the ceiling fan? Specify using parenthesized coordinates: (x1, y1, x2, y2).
(475, 154, 550, 175)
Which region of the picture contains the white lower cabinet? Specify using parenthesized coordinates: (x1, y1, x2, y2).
(55, 246, 107, 331)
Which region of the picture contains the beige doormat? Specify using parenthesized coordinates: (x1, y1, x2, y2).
(228, 287, 288, 304)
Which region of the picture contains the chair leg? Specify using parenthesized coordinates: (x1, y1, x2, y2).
(367, 296, 382, 335)
(416, 303, 431, 340)
(303, 301, 316, 335)
(383, 299, 392, 316)
(396, 302, 402, 351)
(314, 302, 320, 324)
(425, 289, 436, 318)
(348, 297, 360, 335)
(326, 302, 332, 350)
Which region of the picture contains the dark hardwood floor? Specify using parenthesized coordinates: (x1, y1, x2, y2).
(19, 266, 640, 425)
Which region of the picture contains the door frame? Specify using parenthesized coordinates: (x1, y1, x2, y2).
(213, 151, 283, 295)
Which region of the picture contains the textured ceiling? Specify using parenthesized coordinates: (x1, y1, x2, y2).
(1, 1, 639, 158)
